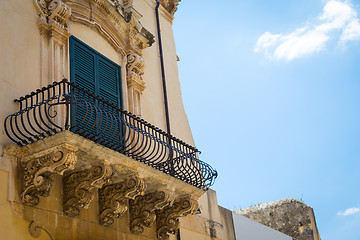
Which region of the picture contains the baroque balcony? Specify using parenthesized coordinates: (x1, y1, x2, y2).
(3, 79, 217, 238)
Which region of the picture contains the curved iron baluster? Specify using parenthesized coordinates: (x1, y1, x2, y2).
(3, 79, 218, 190)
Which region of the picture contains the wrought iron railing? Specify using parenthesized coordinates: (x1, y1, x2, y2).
(4, 79, 217, 189)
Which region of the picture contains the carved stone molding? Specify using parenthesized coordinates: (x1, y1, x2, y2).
(29, 221, 54, 239)
(129, 191, 174, 233)
(67, 0, 154, 55)
(127, 53, 145, 78)
(20, 143, 78, 206)
(63, 164, 112, 217)
(99, 177, 145, 226)
(160, 0, 181, 15)
(34, 0, 72, 30)
(127, 53, 145, 92)
(156, 198, 199, 239)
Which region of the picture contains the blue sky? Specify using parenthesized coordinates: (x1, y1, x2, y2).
(173, 0, 360, 239)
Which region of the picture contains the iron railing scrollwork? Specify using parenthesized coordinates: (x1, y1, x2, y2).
(4, 79, 217, 189)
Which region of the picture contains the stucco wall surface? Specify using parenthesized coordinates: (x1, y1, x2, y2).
(0, 0, 41, 146)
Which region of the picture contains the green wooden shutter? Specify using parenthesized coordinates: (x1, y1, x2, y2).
(96, 56, 122, 144)
(69, 36, 122, 142)
(97, 57, 122, 107)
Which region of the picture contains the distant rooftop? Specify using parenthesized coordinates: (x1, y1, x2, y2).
(234, 198, 308, 215)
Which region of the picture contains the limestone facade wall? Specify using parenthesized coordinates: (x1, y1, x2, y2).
(0, 0, 204, 239)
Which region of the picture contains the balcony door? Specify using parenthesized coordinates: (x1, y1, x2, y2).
(69, 36, 123, 144)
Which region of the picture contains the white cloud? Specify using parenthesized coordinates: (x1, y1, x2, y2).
(255, 0, 360, 61)
(340, 19, 360, 42)
(337, 207, 360, 216)
(274, 30, 329, 60)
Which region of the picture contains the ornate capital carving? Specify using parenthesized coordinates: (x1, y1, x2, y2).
(99, 177, 145, 226)
(129, 191, 174, 233)
(63, 164, 112, 217)
(34, 0, 71, 30)
(156, 198, 199, 239)
(126, 53, 146, 93)
(20, 144, 78, 206)
(127, 53, 145, 77)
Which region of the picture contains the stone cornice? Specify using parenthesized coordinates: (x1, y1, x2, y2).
(15, 131, 205, 199)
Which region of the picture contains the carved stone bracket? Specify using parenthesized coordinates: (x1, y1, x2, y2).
(129, 191, 174, 233)
(99, 176, 145, 226)
(34, 0, 71, 30)
(20, 143, 78, 206)
(63, 164, 112, 217)
(156, 198, 199, 239)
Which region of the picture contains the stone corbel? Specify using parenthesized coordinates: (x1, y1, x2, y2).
(63, 164, 113, 217)
(129, 191, 174, 233)
(99, 176, 145, 226)
(20, 143, 78, 206)
(156, 198, 199, 239)
(128, 17, 155, 53)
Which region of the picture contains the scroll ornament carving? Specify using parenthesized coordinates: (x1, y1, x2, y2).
(127, 53, 145, 78)
(156, 198, 199, 239)
(63, 164, 112, 217)
(21, 144, 78, 206)
(127, 53, 146, 92)
(34, 0, 71, 29)
(129, 191, 174, 233)
(99, 177, 145, 226)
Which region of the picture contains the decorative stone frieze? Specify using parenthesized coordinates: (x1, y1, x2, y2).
(63, 164, 113, 217)
(129, 191, 174, 233)
(20, 143, 78, 206)
(99, 177, 145, 226)
(156, 198, 199, 239)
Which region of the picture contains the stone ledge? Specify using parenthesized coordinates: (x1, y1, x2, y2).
(11, 130, 205, 199)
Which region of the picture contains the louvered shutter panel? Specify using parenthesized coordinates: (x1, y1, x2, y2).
(69, 36, 123, 144)
(96, 56, 122, 145)
(70, 37, 97, 137)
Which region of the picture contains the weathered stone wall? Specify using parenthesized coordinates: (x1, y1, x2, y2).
(235, 199, 321, 240)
